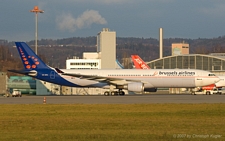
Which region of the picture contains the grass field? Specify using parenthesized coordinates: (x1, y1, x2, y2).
(0, 104, 225, 141)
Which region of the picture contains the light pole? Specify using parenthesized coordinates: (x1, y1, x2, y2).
(30, 6, 44, 55)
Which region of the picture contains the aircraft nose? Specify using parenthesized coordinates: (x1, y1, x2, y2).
(215, 77, 220, 83)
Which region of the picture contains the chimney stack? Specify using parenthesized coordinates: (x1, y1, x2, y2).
(159, 28, 163, 59)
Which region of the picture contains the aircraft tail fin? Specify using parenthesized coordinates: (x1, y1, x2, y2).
(116, 59, 124, 69)
(131, 55, 150, 69)
(8, 42, 78, 87)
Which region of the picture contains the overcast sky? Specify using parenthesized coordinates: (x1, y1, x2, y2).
(1, 0, 225, 41)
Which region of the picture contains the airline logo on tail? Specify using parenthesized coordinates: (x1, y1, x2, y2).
(19, 47, 40, 69)
(15, 42, 49, 70)
(131, 55, 150, 69)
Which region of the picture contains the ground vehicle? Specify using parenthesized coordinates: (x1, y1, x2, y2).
(212, 88, 225, 95)
(192, 89, 217, 95)
(191, 84, 218, 95)
(12, 89, 22, 97)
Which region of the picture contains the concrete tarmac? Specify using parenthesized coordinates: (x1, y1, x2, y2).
(1, 94, 225, 104)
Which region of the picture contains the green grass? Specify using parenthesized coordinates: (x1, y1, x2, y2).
(0, 104, 225, 141)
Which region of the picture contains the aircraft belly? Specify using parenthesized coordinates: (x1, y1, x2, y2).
(149, 77, 195, 88)
(181, 78, 195, 87)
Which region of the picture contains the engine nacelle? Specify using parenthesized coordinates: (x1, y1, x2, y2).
(124, 82, 144, 92)
(116, 82, 144, 92)
(144, 88, 157, 92)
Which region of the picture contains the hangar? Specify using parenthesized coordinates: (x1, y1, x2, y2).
(147, 53, 225, 75)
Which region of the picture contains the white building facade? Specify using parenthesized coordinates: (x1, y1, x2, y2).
(97, 28, 116, 69)
(66, 59, 100, 69)
(66, 53, 101, 69)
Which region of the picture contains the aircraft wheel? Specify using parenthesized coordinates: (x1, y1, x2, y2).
(104, 91, 110, 96)
(114, 91, 119, 96)
(119, 91, 125, 95)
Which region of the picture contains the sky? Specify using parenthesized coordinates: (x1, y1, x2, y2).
(1, 0, 225, 41)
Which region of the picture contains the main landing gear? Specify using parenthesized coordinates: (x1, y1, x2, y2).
(104, 89, 125, 96)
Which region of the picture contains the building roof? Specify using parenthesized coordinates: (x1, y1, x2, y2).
(146, 54, 225, 72)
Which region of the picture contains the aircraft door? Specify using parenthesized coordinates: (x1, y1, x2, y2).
(50, 71, 55, 79)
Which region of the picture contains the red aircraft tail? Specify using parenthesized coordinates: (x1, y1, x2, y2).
(131, 55, 150, 69)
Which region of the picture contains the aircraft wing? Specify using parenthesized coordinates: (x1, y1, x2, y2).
(62, 73, 149, 85)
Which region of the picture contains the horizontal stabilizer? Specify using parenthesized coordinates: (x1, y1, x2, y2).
(8, 69, 37, 76)
(55, 68, 64, 73)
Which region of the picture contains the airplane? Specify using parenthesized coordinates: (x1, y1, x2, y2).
(131, 54, 225, 93)
(8, 42, 220, 96)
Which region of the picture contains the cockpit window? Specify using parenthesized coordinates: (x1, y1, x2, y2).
(208, 74, 215, 76)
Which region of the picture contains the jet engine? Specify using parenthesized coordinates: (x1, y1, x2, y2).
(117, 82, 144, 92)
